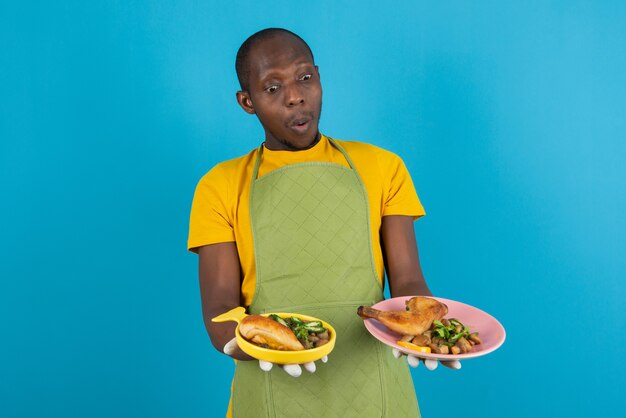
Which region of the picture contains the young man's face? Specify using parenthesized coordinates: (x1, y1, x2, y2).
(237, 35, 322, 151)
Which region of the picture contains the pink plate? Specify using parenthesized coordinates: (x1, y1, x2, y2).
(363, 297, 506, 361)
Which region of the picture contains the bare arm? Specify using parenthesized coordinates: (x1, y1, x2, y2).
(382, 216, 462, 368)
(197, 242, 253, 360)
(381, 215, 432, 297)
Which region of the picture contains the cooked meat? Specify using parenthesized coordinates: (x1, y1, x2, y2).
(358, 298, 447, 336)
(357, 306, 428, 335)
(239, 315, 305, 351)
(358, 297, 448, 336)
(405, 296, 448, 320)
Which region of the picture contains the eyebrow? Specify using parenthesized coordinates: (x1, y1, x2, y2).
(257, 61, 315, 82)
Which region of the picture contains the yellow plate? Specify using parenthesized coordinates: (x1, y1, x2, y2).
(212, 307, 336, 365)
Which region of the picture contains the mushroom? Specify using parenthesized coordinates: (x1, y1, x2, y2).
(411, 334, 431, 346)
(455, 337, 473, 353)
(469, 333, 482, 345)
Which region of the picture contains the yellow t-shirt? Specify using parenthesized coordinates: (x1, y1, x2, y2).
(188, 134, 425, 306)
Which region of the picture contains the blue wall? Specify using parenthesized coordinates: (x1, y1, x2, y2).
(2, 1, 624, 417)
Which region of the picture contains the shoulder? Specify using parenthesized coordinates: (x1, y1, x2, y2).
(196, 148, 258, 188)
(332, 138, 405, 169)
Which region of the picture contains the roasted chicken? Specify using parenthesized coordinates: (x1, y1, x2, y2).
(405, 296, 447, 315)
(357, 296, 448, 336)
(239, 315, 305, 351)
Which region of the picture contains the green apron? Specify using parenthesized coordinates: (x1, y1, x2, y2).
(232, 138, 420, 418)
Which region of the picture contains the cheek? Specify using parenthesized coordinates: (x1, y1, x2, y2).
(255, 105, 284, 128)
(262, 104, 281, 117)
(311, 85, 322, 103)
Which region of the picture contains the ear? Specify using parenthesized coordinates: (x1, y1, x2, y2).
(236, 91, 256, 115)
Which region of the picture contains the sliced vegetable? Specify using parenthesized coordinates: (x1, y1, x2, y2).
(303, 324, 326, 333)
(397, 341, 432, 353)
(269, 314, 289, 328)
(290, 316, 305, 326)
(429, 318, 479, 352)
(268, 314, 329, 350)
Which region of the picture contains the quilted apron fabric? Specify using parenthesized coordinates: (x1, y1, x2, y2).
(232, 138, 420, 418)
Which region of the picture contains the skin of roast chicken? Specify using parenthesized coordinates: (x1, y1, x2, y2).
(405, 296, 448, 316)
(357, 296, 448, 336)
(239, 315, 305, 351)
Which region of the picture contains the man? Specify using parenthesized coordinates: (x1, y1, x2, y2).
(189, 28, 454, 417)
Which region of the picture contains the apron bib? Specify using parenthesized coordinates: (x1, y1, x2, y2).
(232, 138, 420, 417)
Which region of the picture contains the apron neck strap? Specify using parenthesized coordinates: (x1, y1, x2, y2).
(326, 136, 358, 170)
(251, 135, 356, 181)
(251, 142, 265, 181)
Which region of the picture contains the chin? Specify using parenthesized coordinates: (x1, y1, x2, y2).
(289, 132, 320, 150)
(270, 130, 320, 151)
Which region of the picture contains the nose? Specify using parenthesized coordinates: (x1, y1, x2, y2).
(285, 83, 304, 106)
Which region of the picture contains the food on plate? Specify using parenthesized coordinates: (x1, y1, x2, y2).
(357, 296, 448, 336)
(396, 340, 432, 353)
(268, 314, 331, 349)
(428, 318, 481, 354)
(239, 314, 331, 351)
(400, 318, 482, 355)
(358, 296, 482, 355)
(405, 296, 447, 314)
(239, 315, 305, 351)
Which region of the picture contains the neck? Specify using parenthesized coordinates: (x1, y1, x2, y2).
(264, 132, 321, 151)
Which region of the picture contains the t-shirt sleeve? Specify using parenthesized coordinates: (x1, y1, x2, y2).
(381, 152, 426, 219)
(187, 165, 236, 252)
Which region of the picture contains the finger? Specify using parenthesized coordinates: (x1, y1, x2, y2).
(424, 359, 439, 370)
(441, 360, 462, 370)
(282, 364, 302, 377)
(392, 348, 402, 359)
(407, 355, 420, 368)
(223, 338, 238, 356)
(303, 361, 316, 373)
(320, 355, 328, 363)
(259, 360, 273, 372)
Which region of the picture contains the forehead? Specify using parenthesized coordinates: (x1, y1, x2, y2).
(247, 35, 313, 80)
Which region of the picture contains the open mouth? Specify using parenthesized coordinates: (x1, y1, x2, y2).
(290, 116, 312, 133)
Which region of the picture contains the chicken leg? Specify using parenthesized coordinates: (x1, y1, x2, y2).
(357, 296, 448, 336)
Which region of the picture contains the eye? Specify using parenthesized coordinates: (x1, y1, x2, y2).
(299, 74, 312, 81)
(265, 85, 280, 93)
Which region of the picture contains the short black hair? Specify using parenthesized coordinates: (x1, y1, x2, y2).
(235, 28, 314, 91)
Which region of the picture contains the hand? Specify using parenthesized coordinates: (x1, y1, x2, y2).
(224, 337, 328, 377)
(392, 348, 461, 370)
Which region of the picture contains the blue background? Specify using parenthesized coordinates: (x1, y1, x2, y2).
(2, 1, 624, 417)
